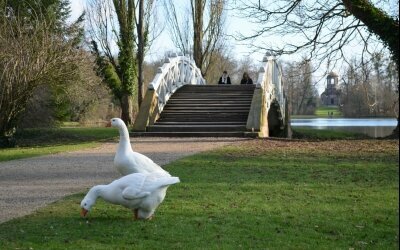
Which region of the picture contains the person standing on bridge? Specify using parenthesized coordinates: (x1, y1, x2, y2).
(240, 72, 253, 85)
(218, 70, 231, 84)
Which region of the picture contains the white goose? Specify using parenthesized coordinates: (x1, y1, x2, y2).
(80, 172, 180, 220)
(110, 118, 169, 176)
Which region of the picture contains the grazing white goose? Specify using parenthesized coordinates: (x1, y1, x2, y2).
(80, 172, 180, 220)
(110, 118, 169, 176)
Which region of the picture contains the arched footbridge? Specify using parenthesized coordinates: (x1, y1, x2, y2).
(133, 54, 290, 137)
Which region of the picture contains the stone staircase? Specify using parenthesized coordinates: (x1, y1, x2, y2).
(135, 84, 255, 137)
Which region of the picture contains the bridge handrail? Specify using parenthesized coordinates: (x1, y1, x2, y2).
(256, 55, 285, 124)
(148, 54, 206, 112)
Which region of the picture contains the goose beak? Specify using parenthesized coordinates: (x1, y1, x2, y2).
(105, 121, 111, 127)
(80, 208, 88, 217)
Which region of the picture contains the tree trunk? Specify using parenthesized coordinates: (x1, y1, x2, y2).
(0, 116, 17, 148)
(137, 0, 144, 107)
(120, 93, 133, 126)
(193, 0, 204, 73)
(393, 117, 399, 138)
(113, 0, 137, 126)
(392, 97, 400, 138)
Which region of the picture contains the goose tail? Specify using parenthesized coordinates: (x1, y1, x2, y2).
(157, 176, 180, 187)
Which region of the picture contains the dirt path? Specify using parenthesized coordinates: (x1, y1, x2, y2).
(0, 137, 247, 224)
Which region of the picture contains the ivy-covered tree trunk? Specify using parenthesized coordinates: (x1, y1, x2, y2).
(342, 0, 399, 137)
(120, 93, 134, 125)
(342, 0, 399, 69)
(112, 0, 137, 126)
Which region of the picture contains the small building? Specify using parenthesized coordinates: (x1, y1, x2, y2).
(320, 71, 341, 106)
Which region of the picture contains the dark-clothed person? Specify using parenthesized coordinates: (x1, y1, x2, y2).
(218, 70, 231, 84)
(240, 72, 253, 85)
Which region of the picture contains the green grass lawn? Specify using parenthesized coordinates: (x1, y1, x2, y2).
(315, 106, 342, 117)
(0, 139, 397, 249)
(291, 106, 343, 118)
(0, 127, 118, 162)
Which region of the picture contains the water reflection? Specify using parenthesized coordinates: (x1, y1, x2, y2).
(291, 118, 397, 138)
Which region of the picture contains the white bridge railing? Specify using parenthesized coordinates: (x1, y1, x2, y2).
(149, 54, 206, 112)
(256, 55, 286, 125)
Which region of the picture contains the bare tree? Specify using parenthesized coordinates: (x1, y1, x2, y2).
(0, 9, 82, 146)
(341, 55, 399, 117)
(136, 0, 158, 106)
(235, 0, 399, 136)
(234, 0, 398, 69)
(86, 0, 157, 124)
(203, 48, 238, 84)
(163, 0, 227, 77)
(163, 0, 192, 54)
(18, 51, 111, 128)
(283, 60, 318, 115)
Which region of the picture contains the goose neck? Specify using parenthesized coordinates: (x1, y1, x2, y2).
(117, 125, 132, 151)
(87, 185, 102, 199)
(88, 185, 109, 202)
(118, 126, 130, 142)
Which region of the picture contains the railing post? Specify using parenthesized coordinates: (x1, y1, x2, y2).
(133, 55, 206, 130)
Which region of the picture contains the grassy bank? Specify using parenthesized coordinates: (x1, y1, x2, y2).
(291, 106, 343, 118)
(0, 127, 118, 162)
(292, 127, 369, 140)
(0, 139, 397, 249)
(315, 106, 342, 117)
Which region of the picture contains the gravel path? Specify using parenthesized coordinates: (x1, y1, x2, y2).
(0, 137, 246, 224)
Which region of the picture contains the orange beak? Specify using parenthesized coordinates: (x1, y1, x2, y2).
(80, 208, 88, 218)
(105, 121, 111, 127)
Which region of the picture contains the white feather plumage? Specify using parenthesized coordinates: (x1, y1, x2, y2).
(80, 172, 180, 219)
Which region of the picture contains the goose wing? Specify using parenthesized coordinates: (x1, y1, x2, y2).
(129, 152, 168, 174)
(121, 173, 150, 199)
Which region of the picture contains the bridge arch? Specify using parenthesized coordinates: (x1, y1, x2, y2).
(134, 53, 290, 138)
(149, 53, 206, 113)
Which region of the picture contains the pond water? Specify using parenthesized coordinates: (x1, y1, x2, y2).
(291, 118, 397, 138)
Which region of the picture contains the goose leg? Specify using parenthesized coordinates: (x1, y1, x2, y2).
(133, 209, 139, 220)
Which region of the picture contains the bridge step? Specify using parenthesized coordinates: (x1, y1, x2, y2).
(163, 109, 249, 115)
(131, 131, 248, 137)
(142, 84, 256, 137)
(154, 121, 246, 125)
(166, 101, 252, 105)
(147, 125, 246, 132)
(163, 106, 250, 111)
(180, 84, 256, 90)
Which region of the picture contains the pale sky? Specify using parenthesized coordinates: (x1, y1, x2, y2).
(68, 0, 261, 60)
(68, 0, 360, 94)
